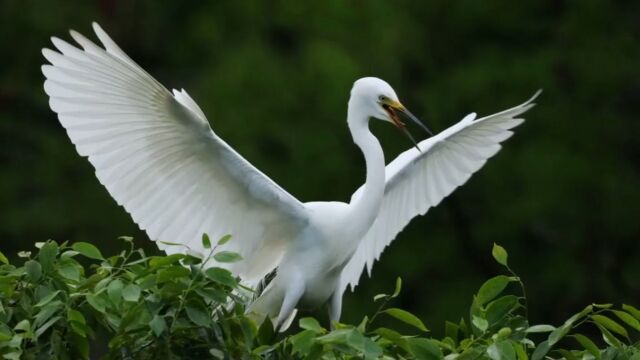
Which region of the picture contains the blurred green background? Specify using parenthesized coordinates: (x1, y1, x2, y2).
(1, 1, 639, 334)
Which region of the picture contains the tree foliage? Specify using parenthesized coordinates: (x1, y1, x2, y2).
(1, 238, 638, 359)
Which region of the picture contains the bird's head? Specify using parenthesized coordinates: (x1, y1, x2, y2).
(350, 77, 433, 149)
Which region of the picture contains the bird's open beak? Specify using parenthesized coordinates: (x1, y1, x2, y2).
(382, 100, 433, 151)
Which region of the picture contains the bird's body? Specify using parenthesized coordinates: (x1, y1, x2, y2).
(42, 23, 538, 329)
(251, 87, 392, 323)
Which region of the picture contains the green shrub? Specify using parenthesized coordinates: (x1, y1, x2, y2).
(0, 237, 638, 359)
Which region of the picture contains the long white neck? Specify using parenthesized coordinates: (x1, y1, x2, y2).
(344, 104, 386, 239)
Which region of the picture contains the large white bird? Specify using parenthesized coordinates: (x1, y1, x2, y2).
(42, 23, 538, 328)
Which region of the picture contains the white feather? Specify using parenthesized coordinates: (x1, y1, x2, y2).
(341, 91, 540, 292)
(42, 23, 309, 286)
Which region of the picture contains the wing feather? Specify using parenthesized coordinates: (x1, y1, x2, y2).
(341, 92, 540, 291)
(43, 23, 309, 284)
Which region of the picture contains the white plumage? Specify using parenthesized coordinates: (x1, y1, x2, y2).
(42, 23, 538, 328)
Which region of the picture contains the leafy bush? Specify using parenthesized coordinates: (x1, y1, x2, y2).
(0, 237, 638, 359)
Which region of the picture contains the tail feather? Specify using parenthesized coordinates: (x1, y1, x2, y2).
(245, 282, 297, 332)
(246, 282, 281, 324)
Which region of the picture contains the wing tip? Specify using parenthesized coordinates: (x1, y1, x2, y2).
(41, 48, 59, 64)
(68, 29, 85, 43)
(50, 36, 74, 53)
(91, 21, 102, 33)
(92, 21, 111, 46)
(524, 89, 543, 106)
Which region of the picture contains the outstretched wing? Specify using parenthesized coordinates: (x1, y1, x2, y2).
(42, 23, 309, 283)
(340, 92, 539, 291)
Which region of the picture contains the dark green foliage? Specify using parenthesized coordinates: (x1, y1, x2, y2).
(0, 237, 242, 359)
(1, 239, 638, 359)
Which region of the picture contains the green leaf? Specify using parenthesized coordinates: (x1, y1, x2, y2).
(14, 320, 31, 332)
(186, 305, 212, 327)
(60, 250, 80, 260)
(217, 234, 232, 246)
(67, 308, 86, 325)
(548, 323, 571, 346)
(213, 251, 243, 263)
(202, 233, 211, 249)
(25, 260, 42, 282)
(557, 349, 579, 360)
(257, 317, 275, 345)
(34, 290, 61, 307)
(149, 254, 185, 268)
(486, 295, 518, 326)
(445, 321, 459, 344)
(611, 309, 640, 331)
(514, 343, 528, 360)
(149, 315, 167, 337)
(4, 352, 22, 360)
(210, 349, 225, 359)
(316, 328, 351, 343)
(157, 266, 191, 282)
(0, 331, 11, 343)
(107, 279, 124, 304)
(67, 309, 87, 337)
(593, 303, 613, 309)
(57, 261, 80, 281)
(563, 304, 593, 327)
(122, 284, 141, 302)
(0, 250, 8, 265)
(392, 277, 402, 298)
(35, 316, 62, 339)
(487, 340, 516, 360)
(71, 242, 104, 260)
(384, 308, 429, 332)
(119, 304, 151, 332)
(591, 314, 629, 339)
(472, 315, 488, 332)
(623, 304, 640, 320)
(157, 240, 185, 247)
(476, 275, 513, 306)
(531, 340, 550, 360)
(375, 327, 409, 350)
(373, 293, 387, 302)
(299, 317, 324, 333)
(195, 287, 228, 303)
(406, 338, 443, 360)
(346, 330, 382, 359)
(34, 301, 62, 328)
(573, 334, 601, 360)
(526, 324, 556, 333)
(290, 329, 316, 355)
(38, 242, 58, 273)
(204, 267, 237, 287)
(492, 243, 508, 267)
(86, 294, 108, 313)
(597, 325, 622, 348)
(181, 254, 202, 266)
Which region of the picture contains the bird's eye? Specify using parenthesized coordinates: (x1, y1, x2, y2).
(378, 95, 387, 102)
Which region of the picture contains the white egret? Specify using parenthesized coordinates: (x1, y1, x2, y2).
(42, 23, 538, 329)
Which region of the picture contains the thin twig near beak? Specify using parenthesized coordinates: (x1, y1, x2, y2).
(398, 107, 433, 137)
(384, 102, 433, 152)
